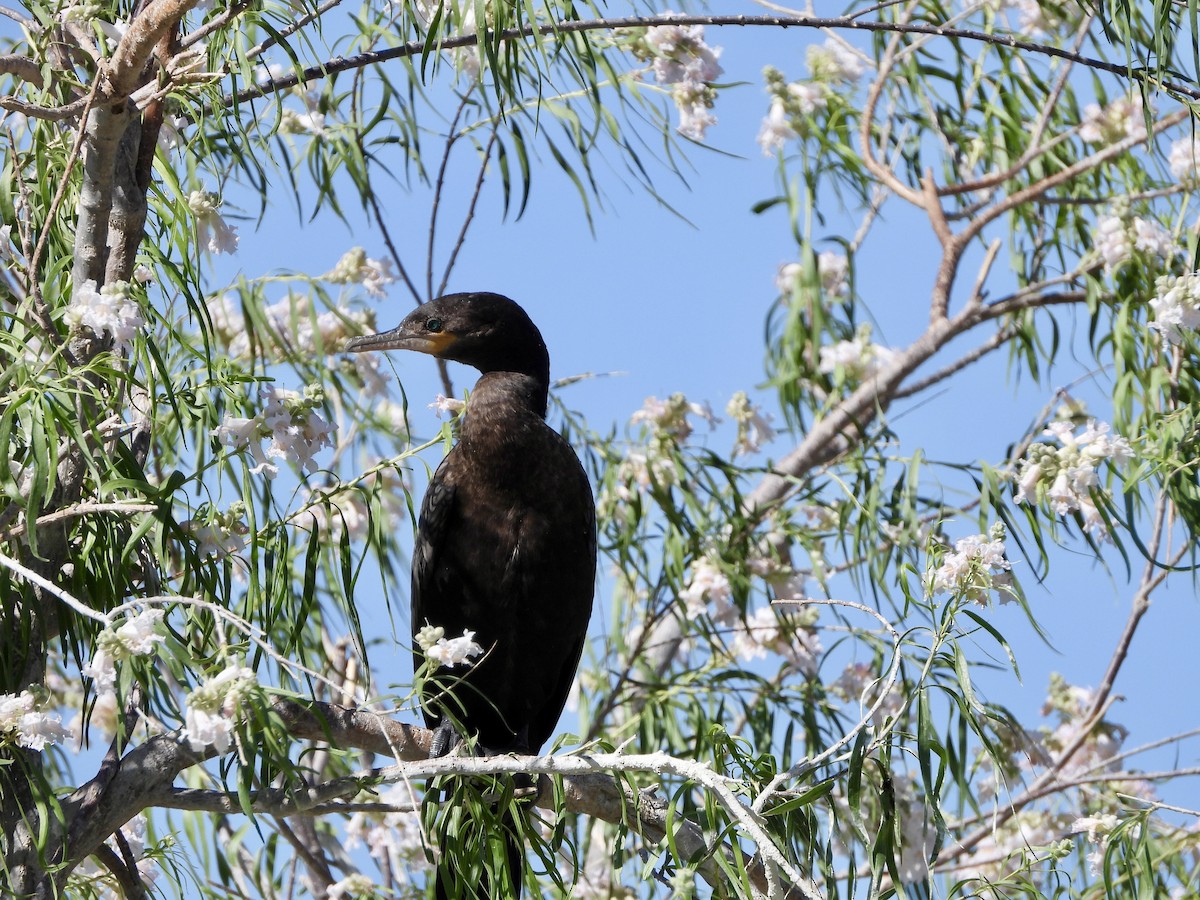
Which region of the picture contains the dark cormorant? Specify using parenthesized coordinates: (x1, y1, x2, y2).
(346, 292, 596, 898)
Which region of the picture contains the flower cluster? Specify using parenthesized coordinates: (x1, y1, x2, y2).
(187, 190, 239, 255)
(679, 557, 735, 622)
(830, 662, 905, 729)
(214, 384, 336, 479)
(776, 251, 850, 299)
(65, 280, 144, 354)
(0, 690, 68, 751)
(817, 325, 899, 383)
(726, 391, 776, 456)
(1013, 417, 1133, 537)
(928, 524, 1014, 605)
(1078, 94, 1146, 146)
(631, 393, 719, 443)
(728, 605, 822, 676)
(182, 661, 259, 753)
(634, 15, 724, 140)
(1001, 0, 1075, 36)
(323, 247, 396, 299)
(1092, 212, 1176, 271)
(415, 625, 484, 667)
(757, 42, 864, 154)
(81, 609, 165, 693)
(344, 784, 433, 881)
(302, 465, 409, 543)
(1168, 135, 1200, 185)
(73, 815, 159, 893)
(183, 504, 248, 561)
(412, 0, 481, 76)
(1149, 271, 1200, 346)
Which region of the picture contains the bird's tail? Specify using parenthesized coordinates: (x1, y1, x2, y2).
(430, 777, 527, 899)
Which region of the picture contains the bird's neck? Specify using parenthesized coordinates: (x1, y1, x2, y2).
(461, 372, 549, 440)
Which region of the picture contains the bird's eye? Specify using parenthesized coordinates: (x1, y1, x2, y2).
(426, 317, 443, 333)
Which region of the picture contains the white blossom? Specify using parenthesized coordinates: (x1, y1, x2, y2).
(1093, 213, 1175, 271)
(82, 609, 165, 691)
(726, 391, 776, 456)
(757, 98, 796, 154)
(1150, 271, 1200, 345)
(429, 394, 467, 418)
(1168, 135, 1200, 185)
(420, 633, 480, 672)
(345, 783, 432, 879)
(187, 190, 239, 255)
(1078, 95, 1145, 146)
(679, 558, 735, 622)
(327, 874, 376, 900)
(818, 251, 850, 296)
(325, 247, 396, 299)
(214, 384, 336, 478)
(729, 606, 822, 676)
(0, 691, 69, 751)
(806, 38, 865, 84)
(929, 525, 1013, 605)
(631, 393, 719, 442)
(639, 15, 724, 140)
(182, 662, 258, 753)
(818, 327, 899, 382)
(65, 280, 144, 353)
(831, 663, 904, 729)
(1013, 416, 1132, 538)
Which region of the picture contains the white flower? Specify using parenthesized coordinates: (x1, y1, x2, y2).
(82, 609, 165, 691)
(0, 223, 11, 260)
(327, 874, 375, 900)
(818, 327, 898, 381)
(429, 394, 466, 418)
(1168, 135, 1200, 185)
(1093, 213, 1175, 271)
(325, 247, 396, 299)
(345, 784, 432, 876)
(183, 506, 248, 560)
(729, 606, 821, 676)
(631, 393, 719, 442)
(65, 280, 144, 353)
(0, 691, 69, 751)
(679, 558, 735, 622)
(1093, 214, 1130, 270)
(187, 190, 239, 255)
(817, 251, 849, 296)
(640, 15, 723, 139)
(184, 705, 235, 754)
(929, 527, 1013, 605)
(280, 108, 327, 137)
(775, 261, 803, 295)
(1078, 95, 1145, 146)
(132, 264, 154, 284)
(757, 98, 796, 154)
(831, 663, 904, 729)
(214, 384, 336, 478)
(726, 391, 776, 456)
(182, 662, 258, 752)
(1150, 271, 1200, 345)
(786, 81, 826, 115)
(806, 38, 865, 84)
(424, 629, 484, 667)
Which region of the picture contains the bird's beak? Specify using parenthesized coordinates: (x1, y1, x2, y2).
(344, 327, 455, 356)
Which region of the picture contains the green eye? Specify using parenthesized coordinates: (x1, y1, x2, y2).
(426, 317, 443, 333)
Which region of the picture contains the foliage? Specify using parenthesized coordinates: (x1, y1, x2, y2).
(1, 0, 1199, 897)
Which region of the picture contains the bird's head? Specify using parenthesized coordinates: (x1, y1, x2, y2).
(345, 292, 550, 384)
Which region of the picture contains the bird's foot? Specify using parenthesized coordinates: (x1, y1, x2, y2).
(429, 720, 463, 758)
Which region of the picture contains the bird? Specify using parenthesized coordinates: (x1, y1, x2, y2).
(345, 291, 597, 898)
